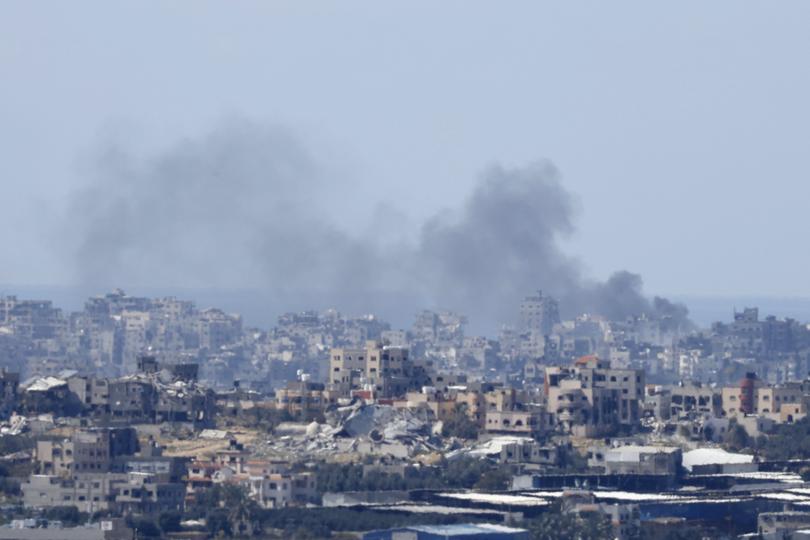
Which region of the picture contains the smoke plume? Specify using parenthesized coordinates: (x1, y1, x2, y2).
(63, 119, 689, 332)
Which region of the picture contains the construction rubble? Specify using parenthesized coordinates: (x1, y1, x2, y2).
(256, 402, 443, 462)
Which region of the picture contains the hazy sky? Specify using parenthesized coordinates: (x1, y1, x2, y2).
(3, 1, 810, 301)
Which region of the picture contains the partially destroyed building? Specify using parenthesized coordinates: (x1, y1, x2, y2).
(545, 356, 645, 437)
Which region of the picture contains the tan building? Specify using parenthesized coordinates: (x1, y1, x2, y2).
(670, 382, 722, 418)
(723, 381, 806, 422)
(485, 409, 545, 435)
(23, 474, 116, 513)
(35, 428, 139, 477)
(545, 356, 645, 437)
(66, 376, 110, 409)
(393, 391, 457, 422)
(329, 341, 415, 398)
(275, 381, 333, 419)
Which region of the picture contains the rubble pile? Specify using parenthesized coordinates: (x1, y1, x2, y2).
(445, 436, 535, 460)
(257, 403, 441, 461)
(0, 414, 28, 436)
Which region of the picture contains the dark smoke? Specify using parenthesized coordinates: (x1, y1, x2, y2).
(63, 119, 689, 332)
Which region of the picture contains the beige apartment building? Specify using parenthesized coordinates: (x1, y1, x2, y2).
(545, 356, 645, 437)
(329, 341, 414, 398)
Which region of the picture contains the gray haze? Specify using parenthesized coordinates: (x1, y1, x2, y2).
(4, 1, 810, 323)
(63, 120, 687, 331)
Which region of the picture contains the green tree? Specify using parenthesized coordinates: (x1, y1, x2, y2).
(723, 420, 751, 452)
(43, 506, 85, 526)
(529, 508, 613, 540)
(207, 509, 232, 537)
(158, 510, 183, 533)
(474, 468, 511, 491)
(441, 404, 480, 440)
(128, 517, 161, 539)
(757, 416, 810, 460)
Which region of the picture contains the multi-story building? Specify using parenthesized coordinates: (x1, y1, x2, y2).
(722, 374, 806, 422)
(484, 408, 545, 436)
(246, 471, 318, 508)
(328, 341, 417, 398)
(669, 381, 722, 418)
(66, 376, 110, 411)
(35, 428, 139, 477)
(275, 381, 331, 419)
(23, 470, 185, 515)
(23, 474, 117, 513)
(545, 356, 645, 437)
(519, 291, 560, 336)
(108, 379, 157, 423)
(393, 390, 457, 423)
(497, 440, 559, 468)
(111, 472, 185, 515)
(0, 369, 19, 417)
(197, 308, 242, 350)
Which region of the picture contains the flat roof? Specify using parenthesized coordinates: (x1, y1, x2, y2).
(407, 523, 528, 535)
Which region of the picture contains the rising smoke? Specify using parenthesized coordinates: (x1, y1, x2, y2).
(63, 119, 689, 332)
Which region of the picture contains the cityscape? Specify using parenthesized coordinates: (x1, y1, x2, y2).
(4, 2, 810, 539)
(0, 289, 808, 538)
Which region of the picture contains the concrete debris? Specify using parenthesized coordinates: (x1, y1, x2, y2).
(446, 436, 535, 460)
(198, 429, 231, 440)
(257, 403, 440, 462)
(338, 404, 431, 440)
(27, 415, 56, 435)
(0, 450, 31, 462)
(22, 376, 67, 392)
(0, 414, 28, 436)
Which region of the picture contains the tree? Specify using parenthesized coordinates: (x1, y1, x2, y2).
(528, 508, 613, 540)
(228, 496, 262, 537)
(757, 416, 810, 460)
(207, 509, 232, 537)
(158, 510, 183, 533)
(128, 517, 161, 539)
(723, 421, 751, 452)
(43, 506, 85, 526)
(474, 468, 511, 491)
(441, 404, 480, 440)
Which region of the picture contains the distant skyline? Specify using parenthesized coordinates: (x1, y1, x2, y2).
(3, 283, 810, 336)
(4, 2, 810, 302)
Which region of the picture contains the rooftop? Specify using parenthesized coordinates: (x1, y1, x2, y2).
(407, 523, 529, 535)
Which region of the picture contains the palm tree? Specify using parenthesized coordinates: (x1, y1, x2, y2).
(225, 487, 261, 537)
